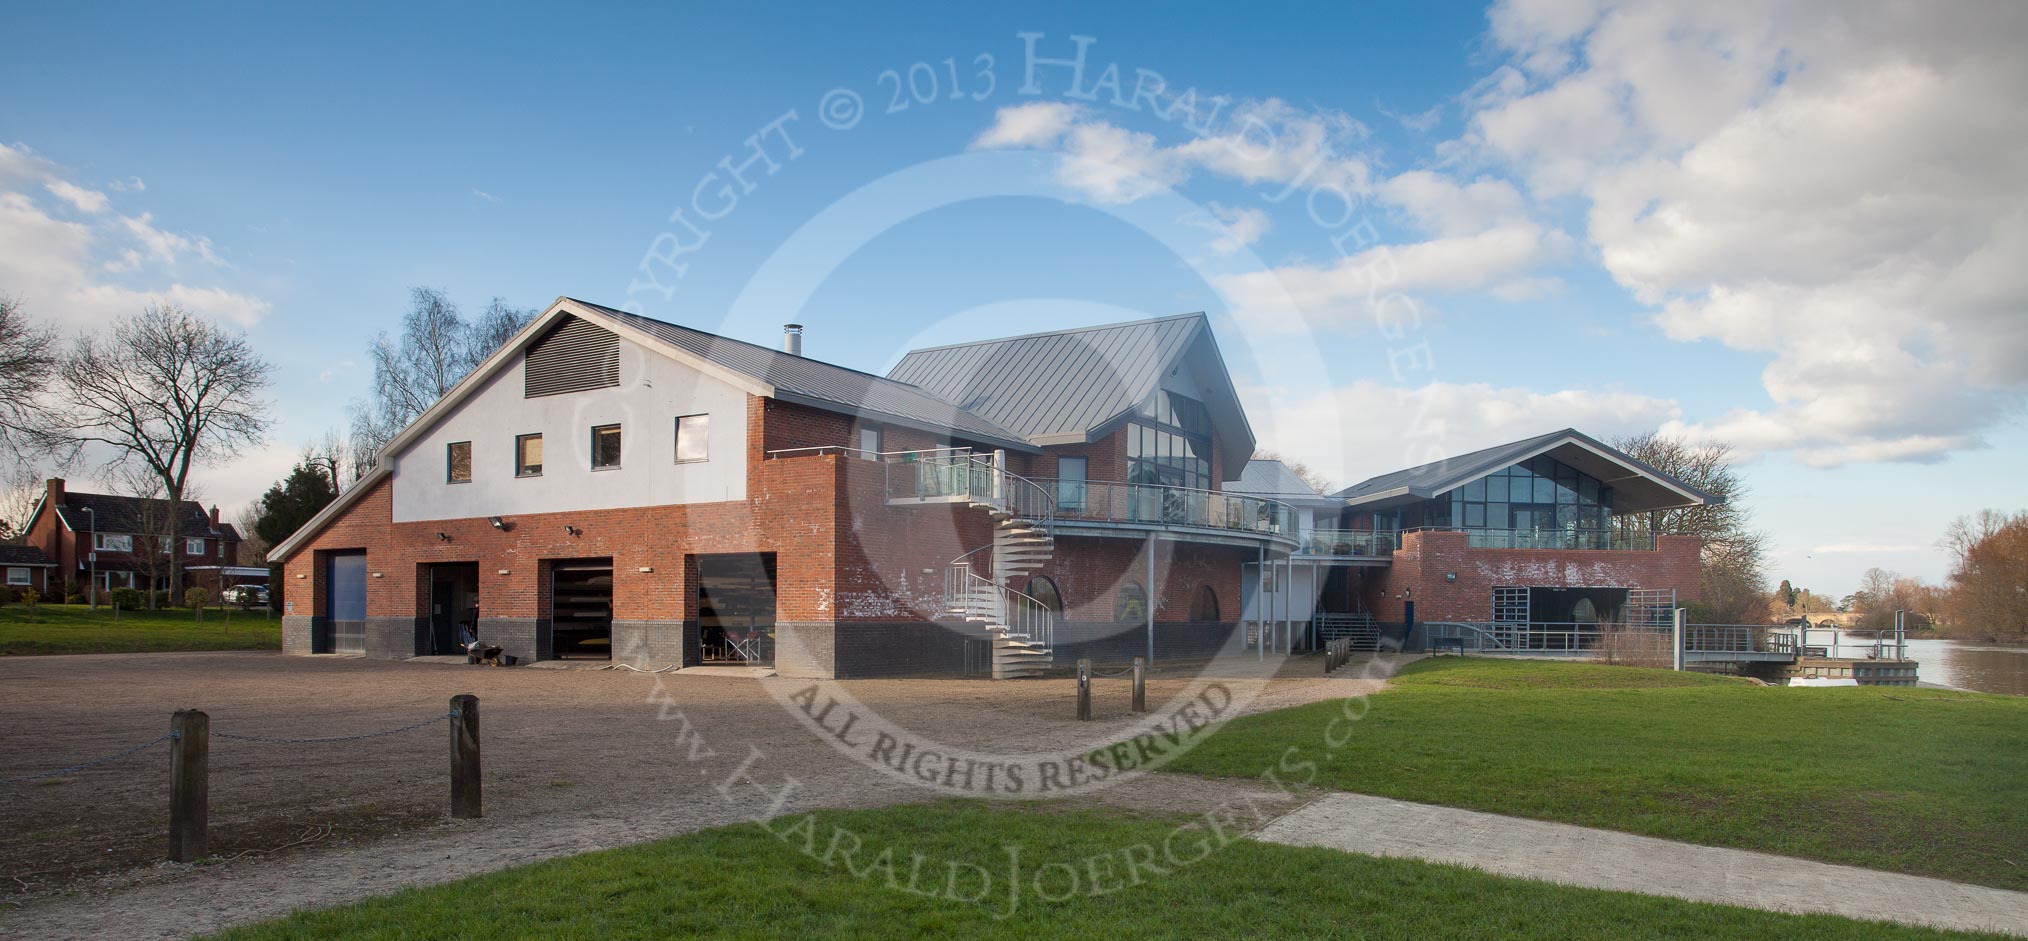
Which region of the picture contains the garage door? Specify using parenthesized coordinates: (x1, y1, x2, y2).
(328, 552, 367, 654)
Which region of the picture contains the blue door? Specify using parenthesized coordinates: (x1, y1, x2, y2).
(327, 552, 367, 654)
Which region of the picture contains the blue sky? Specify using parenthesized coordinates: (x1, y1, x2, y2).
(4, 1, 2023, 597)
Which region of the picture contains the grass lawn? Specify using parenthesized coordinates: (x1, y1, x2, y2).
(1160, 658, 2028, 891)
(0, 602, 280, 655)
(205, 803, 2005, 941)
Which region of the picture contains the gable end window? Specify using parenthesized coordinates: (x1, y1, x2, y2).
(592, 424, 622, 470)
(675, 414, 709, 463)
(447, 441, 473, 483)
(515, 433, 544, 477)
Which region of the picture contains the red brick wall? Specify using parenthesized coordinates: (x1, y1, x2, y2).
(1365, 530, 1704, 622)
(1024, 537, 1243, 623)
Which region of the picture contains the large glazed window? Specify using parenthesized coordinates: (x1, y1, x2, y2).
(1428, 454, 1614, 534)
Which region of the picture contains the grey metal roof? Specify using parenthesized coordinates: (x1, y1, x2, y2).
(885, 314, 1207, 443)
(1227, 460, 1317, 496)
(569, 300, 1036, 452)
(1330, 428, 1722, 513)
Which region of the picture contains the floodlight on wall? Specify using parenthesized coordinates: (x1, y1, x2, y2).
(563, 525, 582, 537)
(436, 532, 452, 542)
(489, 516, 508, 531)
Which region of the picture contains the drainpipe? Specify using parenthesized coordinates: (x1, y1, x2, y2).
(1256, 544, 1265, 662)
(1146, 533, 1156, 665)
(1672, 607, 1685, 672)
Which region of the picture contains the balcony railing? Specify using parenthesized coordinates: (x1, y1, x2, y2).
(1296, 529, 1395, 558)
(1400, 526, 1657, 551)
(1021, 477, 1296, 540)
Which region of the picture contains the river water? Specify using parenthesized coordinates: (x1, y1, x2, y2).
(1827, 632, 2028, 696)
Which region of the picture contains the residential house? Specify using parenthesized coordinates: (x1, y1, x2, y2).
(23, 479, 257, 598)
(0, 545, 57, 596)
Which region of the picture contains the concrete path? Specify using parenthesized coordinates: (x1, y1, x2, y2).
(1255, 793, 2028, 937)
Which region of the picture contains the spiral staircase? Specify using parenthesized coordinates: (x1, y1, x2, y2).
(930, 456, 1059, 679)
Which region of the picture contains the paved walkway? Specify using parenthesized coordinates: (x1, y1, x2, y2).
(1255, 793, 2028, 937)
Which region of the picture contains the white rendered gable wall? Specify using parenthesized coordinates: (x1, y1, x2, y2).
(390, 336, 749, 523)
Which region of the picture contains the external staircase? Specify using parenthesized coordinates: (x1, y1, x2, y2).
(926, 453, 1060, 679)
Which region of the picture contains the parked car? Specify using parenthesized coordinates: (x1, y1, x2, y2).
(223, 585, 269, 607)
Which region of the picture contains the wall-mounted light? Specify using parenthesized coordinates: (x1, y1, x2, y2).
(436, 532, 452, 542)
(295, 573, 306, 579)
(489, 516, 508, 531)
(563, 525, 581, 537)
(638, 566, 653, 573)
(497, 568, 510, 576)
(370, 572, 384, 579)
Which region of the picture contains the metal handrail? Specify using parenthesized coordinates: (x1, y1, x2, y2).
(1294, 529, 1395, 557)
(1394, 526, 1659, 551)
(1020, 477, 1298, 541)
(945, 562, 1055, 650)
(765, 445, 975, 460)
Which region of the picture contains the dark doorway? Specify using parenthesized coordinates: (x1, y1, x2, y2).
(698, 554, 776, 664)
(326, 551, 367, 654)
(427, 562, 480, 655)
(1529, 586, 1629, 624)
(550, 559, 614, 660)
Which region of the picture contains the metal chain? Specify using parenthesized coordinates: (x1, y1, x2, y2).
(211, 711, 453, 746)
(1087, 666, 1139, 679)
(1, 734, 171, 784)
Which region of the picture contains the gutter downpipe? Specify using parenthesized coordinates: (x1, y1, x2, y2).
(1147, 533, 1156, 666)
(1256, 544, 1265, 662)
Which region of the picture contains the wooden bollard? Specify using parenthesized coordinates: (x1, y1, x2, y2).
(1075, 659, 1092, 721)
(169, 709, 209, 862)
(450, 694, 481, 819)
(1131, 657, 1146, 713)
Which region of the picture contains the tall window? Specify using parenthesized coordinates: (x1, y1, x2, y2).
(675, 414, 710, 463)
(592, 424, 622, 469)
(515, 433, 543, 477)
(1056, 456, 1087, 511)
(446, 441, 472, 483)
(1127, 391, 1212, 491)
(857, 425, 881, 459)
(1114, 580, 1148, 622)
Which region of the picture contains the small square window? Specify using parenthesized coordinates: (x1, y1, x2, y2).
(592, 424, 622, 469)
(186, 537, 206, 556)
(5, 567, 28, 586)
(516, 433, 544, 477)
(447, 441, 472, 483)
(675, 414, 709, 463)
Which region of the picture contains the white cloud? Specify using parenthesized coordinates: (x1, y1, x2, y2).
(0, 145, 266, 329)
(1461, 0, 2028, 466)
(1244, 378, 1681, 488)
(107, 176, 145, 192)
(1214, 221, 1570, 331)
(1183, 202, 1270, 255)
(973, 98, 1373, 204)
(45, 179, 108, 214)
(471, 189, 502, 204)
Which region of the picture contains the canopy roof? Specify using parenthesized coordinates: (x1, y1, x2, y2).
(1331, 429, 1721, 515)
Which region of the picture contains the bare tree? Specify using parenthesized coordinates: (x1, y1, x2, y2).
(0, 296, 60, 459)
(349, 288, 536, 468)
(0, 464, 41, 542)
(40, 305, 272, 601)
(1609, 432, 1769, 622)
